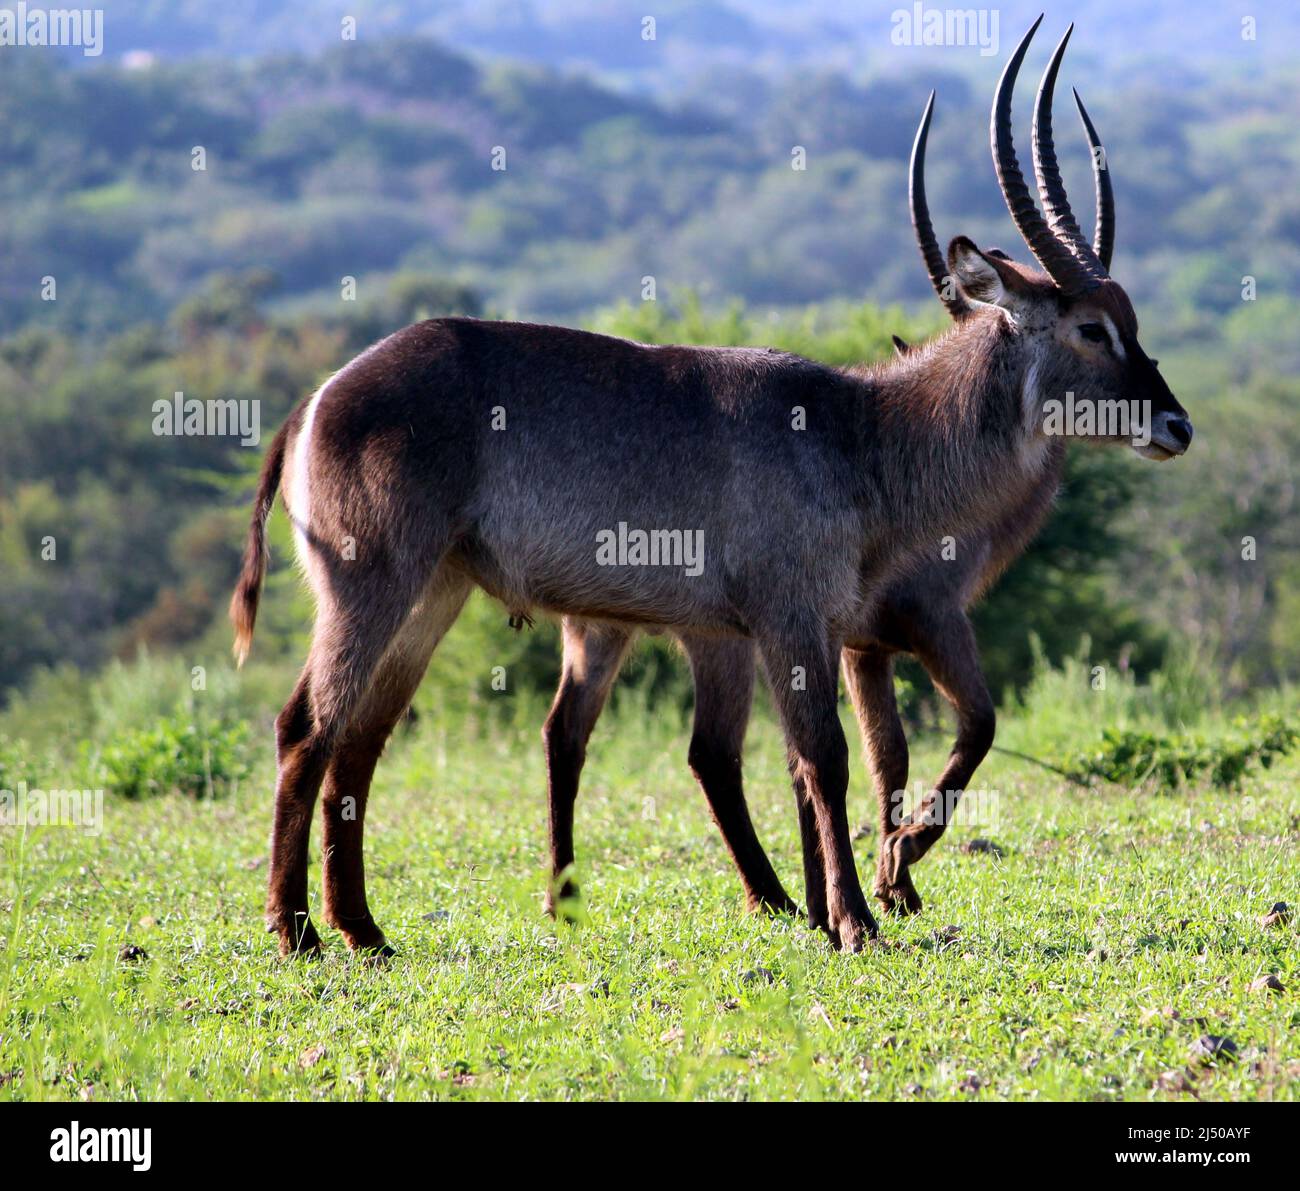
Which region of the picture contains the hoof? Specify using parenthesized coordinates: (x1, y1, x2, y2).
(875, 837, 925, 915)
(824, 885, 880, 952)
(271, 913, 324, 959)
(331, 911, 392, 955)
(746, 891, 800, 918)
(834, 910, 880, 952)
(874, 866, 924, 914)
(354, 942, 397, 965)
(875, 884, 924, 915)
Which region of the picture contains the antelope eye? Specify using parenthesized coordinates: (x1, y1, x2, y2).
(1078, 323, 1108, 344)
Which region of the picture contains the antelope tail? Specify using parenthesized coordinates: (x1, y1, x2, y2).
(229, 419, 291, 667)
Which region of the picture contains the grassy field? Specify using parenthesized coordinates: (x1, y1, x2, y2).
(1, 658, 1297, 1102)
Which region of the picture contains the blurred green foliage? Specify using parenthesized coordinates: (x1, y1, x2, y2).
(4, 33, 1297, 333)
(89, 713, 251, 800)
(1063, 715, 1298, 792)
(0, 736, 39, 791)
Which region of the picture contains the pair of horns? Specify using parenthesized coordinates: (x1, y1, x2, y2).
(912, 16, 1115, 317)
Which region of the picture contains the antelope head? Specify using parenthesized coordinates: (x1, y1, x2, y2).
(914, 18, 1193, 461)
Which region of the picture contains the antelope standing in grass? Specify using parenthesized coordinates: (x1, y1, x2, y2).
(232, 19, 1191, 956)
(540, 21, 1177, 921)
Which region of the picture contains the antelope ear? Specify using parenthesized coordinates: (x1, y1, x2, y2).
(948, 236, 1019, 309)
(891, 334, 910, 357)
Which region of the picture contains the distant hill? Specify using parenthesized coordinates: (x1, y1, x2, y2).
(2, 25, 1297, 336)
(22, 0, 1295, 87)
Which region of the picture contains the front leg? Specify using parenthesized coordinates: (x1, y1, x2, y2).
(760, 631, 877, 951)
(542, 619, 633, 917)
(886, 612, 996, 897)
(841, 646, 921, 914)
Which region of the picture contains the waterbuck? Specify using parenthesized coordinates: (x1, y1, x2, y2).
(540, 21, 1165, 921)
(231, 19, 1192, 956)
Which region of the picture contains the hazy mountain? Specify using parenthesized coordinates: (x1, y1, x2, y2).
(26, 0, 1297, 91)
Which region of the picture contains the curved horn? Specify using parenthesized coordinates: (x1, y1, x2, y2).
(990, 16, 1095, 294)
(1072, 87, 1114, 270)
(910, 91, 969, 320)
(1031, 25, 1108, 285)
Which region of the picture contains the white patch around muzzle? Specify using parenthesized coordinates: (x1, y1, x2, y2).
(1134, 410, 1191, 460)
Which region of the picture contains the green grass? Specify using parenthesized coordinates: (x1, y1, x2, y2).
(2, 688, 1297, 1102)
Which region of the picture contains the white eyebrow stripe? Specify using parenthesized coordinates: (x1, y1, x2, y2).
(1100, 313, 1125, 360)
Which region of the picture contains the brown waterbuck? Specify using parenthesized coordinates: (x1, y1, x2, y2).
(539, 21, 1167, 922)
(231, 18, 1192, 956)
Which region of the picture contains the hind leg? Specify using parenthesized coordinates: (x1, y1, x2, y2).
(791, 781, 829, 933)
(267, 670, 328, 955)
(543, 618, 634, 916)
(266, 557, 435, 957)
(320, 569, 471, 953)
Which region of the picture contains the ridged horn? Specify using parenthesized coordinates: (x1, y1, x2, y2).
(990, 16, 1097, 295)
(1031, 24, 1109, 285)
(909, 90, 969, 320)
(1072, 87, 1114, 270)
